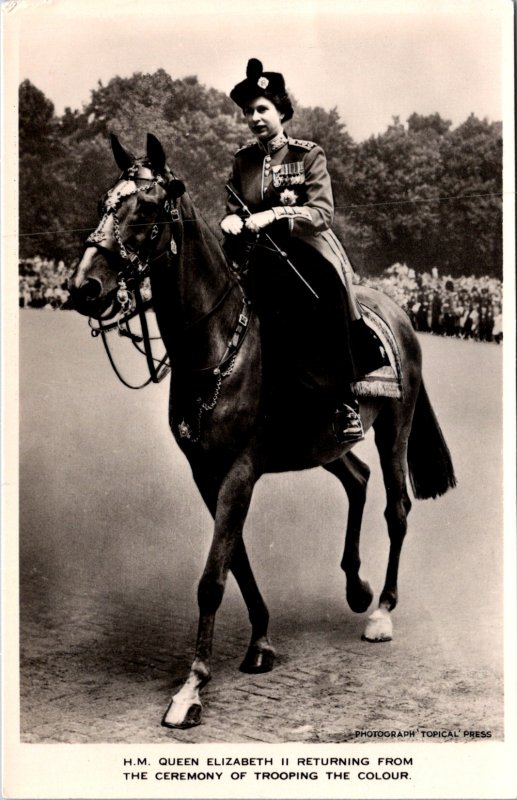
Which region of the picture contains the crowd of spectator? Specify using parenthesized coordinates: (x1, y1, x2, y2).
(19, 256, 72, 310)
(19, 257, 503, 344)
(358, 263, 503, 344)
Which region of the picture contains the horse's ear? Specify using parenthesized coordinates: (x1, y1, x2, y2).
(146, 132, 182, 195)
(167, 179, 186, 200)
(110, 133, 134, 171)
(146, 133, 167, 174)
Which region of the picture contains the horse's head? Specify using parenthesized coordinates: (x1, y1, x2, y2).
(70, 133, 185, 320)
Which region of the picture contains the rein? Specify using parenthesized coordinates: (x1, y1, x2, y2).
(92, 310, 171, 390)
(88, 272, 171, 389)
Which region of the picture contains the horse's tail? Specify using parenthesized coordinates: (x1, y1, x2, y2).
(407, 381, 457, 500)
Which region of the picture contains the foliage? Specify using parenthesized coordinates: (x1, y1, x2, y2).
(346, 115, 447, 271)
(437, 115, 502, 276)
(18, 73, 502, 278)
(339, 112, 502, 276)
(19, 81, 72, 260)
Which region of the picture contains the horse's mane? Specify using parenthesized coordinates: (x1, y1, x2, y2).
(178, 191, 231, 279)
(126, 153, 231, 279)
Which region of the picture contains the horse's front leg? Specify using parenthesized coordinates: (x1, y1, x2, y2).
(162, 450, 260, 729)
(232, 538, 276, 673)
(193, 470, 275, 672)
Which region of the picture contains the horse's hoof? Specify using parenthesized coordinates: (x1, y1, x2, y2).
(362, 608, 393, 642)
(347, 580, 374, 613)
(161, 702, 202, 729)
(240, 645, 276, 673)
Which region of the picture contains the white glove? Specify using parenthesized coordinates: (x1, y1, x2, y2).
(220, 214, 244, 235)
(244, 210, 275, 233)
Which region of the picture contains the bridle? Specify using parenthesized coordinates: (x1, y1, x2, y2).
(85, 164, 180, 389)
(82, 161, 253, 437)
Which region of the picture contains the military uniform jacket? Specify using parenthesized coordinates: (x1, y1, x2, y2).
(225, 131, 358, 308)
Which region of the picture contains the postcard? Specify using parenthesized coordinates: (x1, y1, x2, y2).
(2, 1, 515, 798)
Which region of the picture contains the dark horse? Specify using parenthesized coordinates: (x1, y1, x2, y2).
(70, 134, 456, 729)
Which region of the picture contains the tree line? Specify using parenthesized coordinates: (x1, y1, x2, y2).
(18, 70, 503, 278)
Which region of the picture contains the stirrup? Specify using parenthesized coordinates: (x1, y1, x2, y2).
(333, 403, 364, 444)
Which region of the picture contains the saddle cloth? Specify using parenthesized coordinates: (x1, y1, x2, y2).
(351, 304, 403, 400)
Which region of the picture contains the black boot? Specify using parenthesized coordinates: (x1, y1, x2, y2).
(333, 396, 364, 444)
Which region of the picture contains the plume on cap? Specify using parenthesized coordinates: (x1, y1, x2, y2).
(246, 58, 263, 81)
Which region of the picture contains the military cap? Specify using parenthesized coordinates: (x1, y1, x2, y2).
(230, 58, 294, 121)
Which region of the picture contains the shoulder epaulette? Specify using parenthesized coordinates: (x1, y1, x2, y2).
(234, 140, 257, 155)
(288, 137, 318, 150)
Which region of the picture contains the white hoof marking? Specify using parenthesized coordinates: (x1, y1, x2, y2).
(363, 608, 393, 642)
(162, 676, 202, 727)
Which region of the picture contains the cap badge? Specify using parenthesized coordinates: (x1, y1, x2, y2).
(257, 76, 269, 89)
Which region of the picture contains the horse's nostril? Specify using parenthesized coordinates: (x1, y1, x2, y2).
(69, 277, 104, 314)
(80, 278, 102, 300)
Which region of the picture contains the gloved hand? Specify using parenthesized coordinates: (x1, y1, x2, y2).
(220, 214, 244, 235)
(244, 210, 275, 233)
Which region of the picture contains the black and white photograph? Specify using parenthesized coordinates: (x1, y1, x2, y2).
(2, 0, 516, 797)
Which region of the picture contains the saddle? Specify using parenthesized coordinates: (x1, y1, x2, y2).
(351, 304, 402, 399)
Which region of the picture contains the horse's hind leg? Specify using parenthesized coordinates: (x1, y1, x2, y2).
(363, 406, 413, 642)
(324, 452, 374, 613)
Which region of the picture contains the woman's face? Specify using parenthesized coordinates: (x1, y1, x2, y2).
(244, 96, 284, 142)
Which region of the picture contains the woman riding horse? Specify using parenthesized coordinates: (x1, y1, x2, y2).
(221, 58, 385, 443)
(70, 129, 456, 729)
